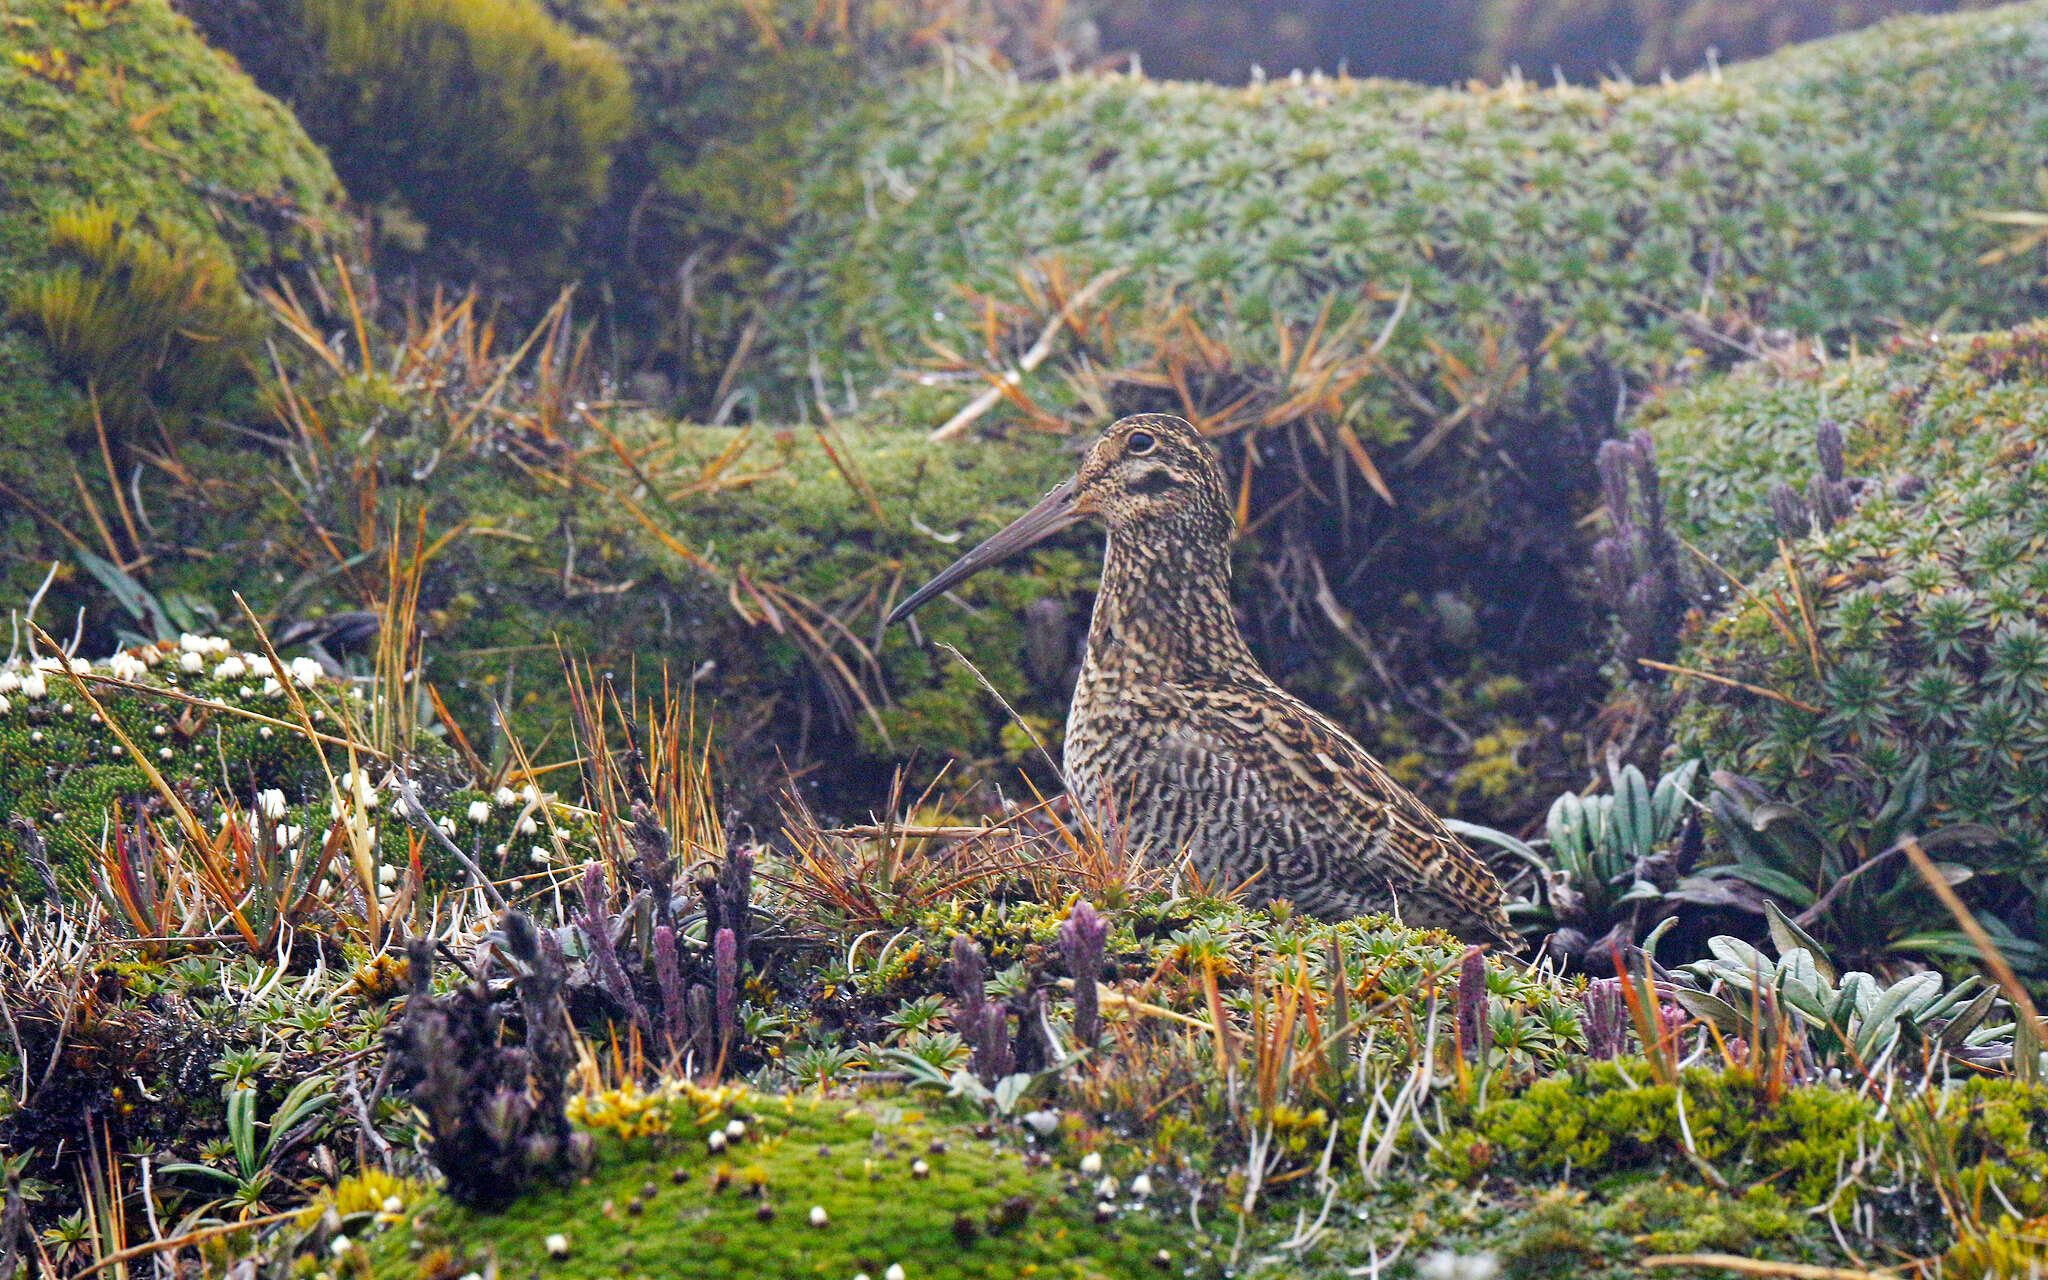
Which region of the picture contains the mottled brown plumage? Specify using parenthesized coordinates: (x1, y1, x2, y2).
(890, 414, 1514, 945)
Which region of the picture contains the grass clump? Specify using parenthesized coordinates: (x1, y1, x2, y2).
(7, 202, 260, 433)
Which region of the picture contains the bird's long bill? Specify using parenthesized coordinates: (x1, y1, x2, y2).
(887, 476, 1081, 625)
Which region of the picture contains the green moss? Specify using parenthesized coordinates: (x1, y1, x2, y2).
(0, 0, 348, 597)
(291, 0, 632, 250)
(363, 1086, 1179, 1278)
(1434, 1061, 1876, 1210)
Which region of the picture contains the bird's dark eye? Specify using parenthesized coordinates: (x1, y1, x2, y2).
(1127, 429, 1157, 456)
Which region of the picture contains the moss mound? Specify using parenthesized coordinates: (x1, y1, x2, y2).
(1651, 323, 2048, 875)
(0, 0, 349, 600)
(363, 1085, 1178, 1278)
(782, 3, 2048, 400)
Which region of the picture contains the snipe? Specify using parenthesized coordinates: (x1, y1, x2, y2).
(889, 414, 1515, 945)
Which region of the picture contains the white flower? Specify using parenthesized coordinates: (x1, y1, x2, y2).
(439, 817, 456, 837)
(179, 633, 206, 654)
(158, 747, 173, 760)
(468, 800, 492, 823)
(152, 724, 167, 737)
(378, 864, 398, 885)
(1095, 1200, 1115, 1216)
(20, 673, 46, 700)
(329, 1236, 354, 1258)
(262, 677, 283, 697)
(530, 848, 551, 865)
(107, 652, 147, 681)
(290, 656, 323, 687)
(809, 1205, 828, 1227)
(1095, 1176, 1117, 1198)
(179, 651, 205, 673)
(495, 786, 518, 806)
(258, 726, 273, 739)
(381, 1195, 404, 1214)
(0, 697, 10, 715)
(259, 790, 287, 821)
(707, 1131, 727, 1152)
(517, 814, 538, 835)
(725, 1119, 746, 1139)
(279, 825, 303, 845)
(30, 731, 43, 744)
(214, 656, 247, 680)
(522, 783, 542, 804)
(1131, 1173, 1153, 1197)
(207, 636, 232, 656)
(0, 670, 17, 693)
(1078, 1152, 1102, 1176)
(885, 1267, 907, 1280)
(1417, 1251, 1500, 1280)
(911, 1159, 930, 1179)
(544, 1233, 570, 1259)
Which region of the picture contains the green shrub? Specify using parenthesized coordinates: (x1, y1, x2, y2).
(291, 0, 632, 249)
(1471, 0, 1996, 83)
(1655, 324, 2048, 900)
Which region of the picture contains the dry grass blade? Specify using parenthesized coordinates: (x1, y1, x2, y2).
(1638, 1256, 1901, 1280)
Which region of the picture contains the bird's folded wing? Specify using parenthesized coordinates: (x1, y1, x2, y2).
(1136, 679, 1499, 910)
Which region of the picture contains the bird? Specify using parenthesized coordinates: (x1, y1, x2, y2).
(888, 413, 1516, 946)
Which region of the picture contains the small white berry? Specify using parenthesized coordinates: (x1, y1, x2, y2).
(517, 815, 538, 835)
(544, 1232, 570, 1259)
(886, 1267, 907, 1280)
(259, 726, 273, 738)
(21, 673, 46, 700)
(809, 1205, 828, 1227)
(911, 1159, 930, 1179)
(378, 864, 398, 885)
(179, 651, 204, 673)
(158, 747, 173, 760)
(1131, 1173, 1153, 1197)
(381, 1195, 404, 1213)
(495, 786, 518, 806)
(468, 800, 491, 823)
(329, 1235, 354, 1257)
(29, 731, 41, 744)
(259, 789, 287, 820)
(708, 1130, 727, 1152)
(725, 1119, 746, 1139)
(1079, 1152, 1102, 1176)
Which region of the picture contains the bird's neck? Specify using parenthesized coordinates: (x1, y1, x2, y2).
(1084, 520, 1258, 682)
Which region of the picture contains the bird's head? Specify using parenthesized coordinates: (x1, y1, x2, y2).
(888, 414, 1230, 625)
